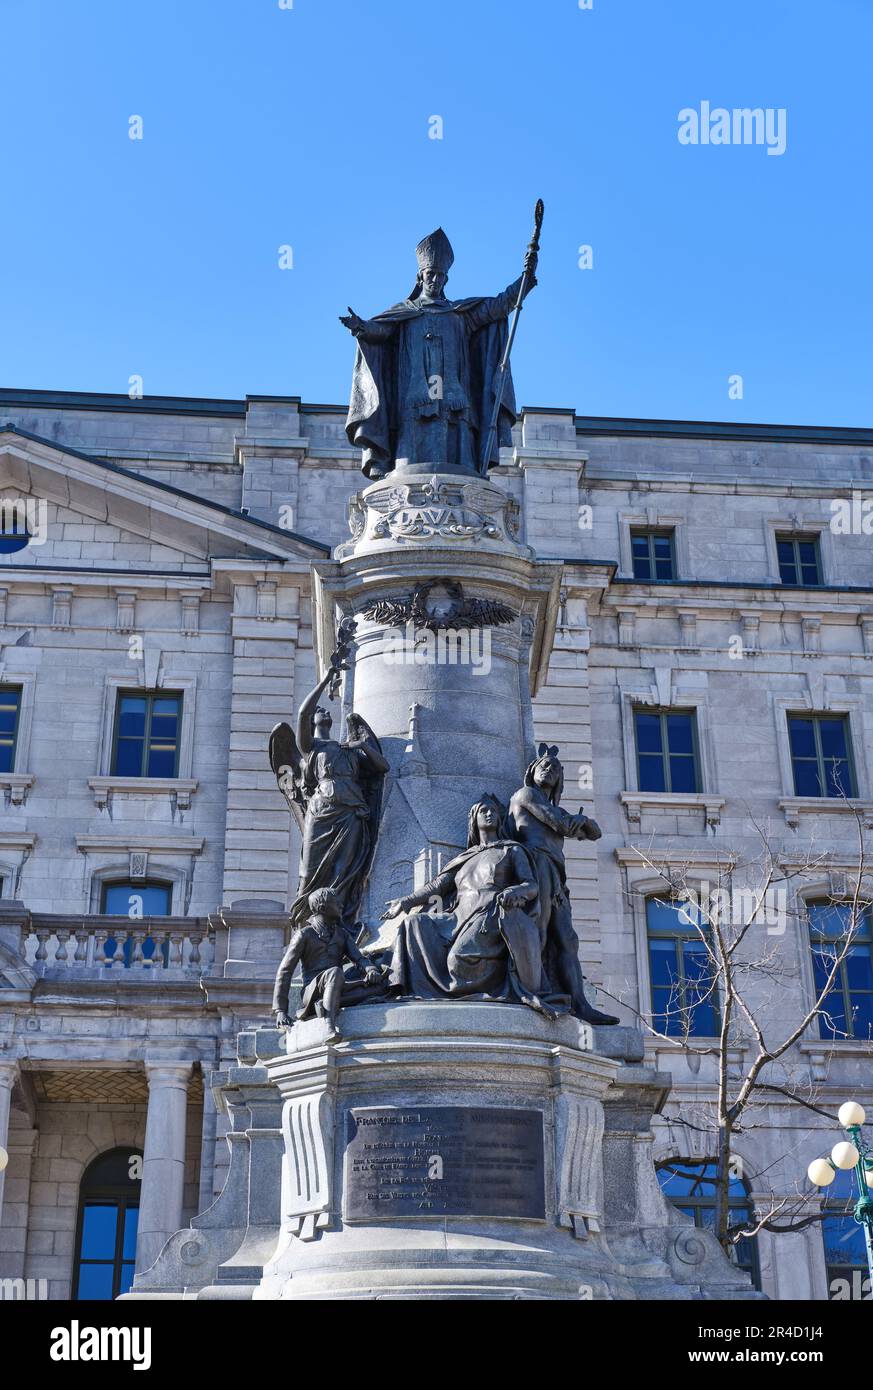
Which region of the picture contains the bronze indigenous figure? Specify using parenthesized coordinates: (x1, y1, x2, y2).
(269, 628, 388, 932)
(508, 745, 619, 1026)
(383, 795, 568, 1020)
(272, 889, 387, 1038)
(341, 225, 538, 480)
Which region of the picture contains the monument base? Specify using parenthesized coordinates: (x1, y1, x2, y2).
(125, 1003, 763, 1302)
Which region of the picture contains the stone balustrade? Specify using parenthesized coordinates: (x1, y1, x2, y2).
(7, 910, 214, 975)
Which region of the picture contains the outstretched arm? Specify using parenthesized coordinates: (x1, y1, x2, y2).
(272, 928, 306, 1020)
(339, 308, 397, 344)
(344, 935, 383, 982)
(296, 670, 334, 756)
(464, 268, 537, 331)
(383, 866, 457, 918)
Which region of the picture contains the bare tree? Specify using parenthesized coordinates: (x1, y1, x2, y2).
(603, 805, 871, 1265)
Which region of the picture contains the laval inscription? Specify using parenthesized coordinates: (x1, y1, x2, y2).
(344, 1106, 545, 1221)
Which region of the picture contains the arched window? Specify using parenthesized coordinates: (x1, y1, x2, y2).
(101, 881, 172, 967)
(646, 896, 719, 1037)
(657, 1159, 761, 1288)
(73, 1147, 141, 1299)
(807, 901, 873, 1041)
(820, 1166, 872, 1300)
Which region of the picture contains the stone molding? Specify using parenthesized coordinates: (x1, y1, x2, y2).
(620, 791, 725, 831)
(87, 775, 198, 812)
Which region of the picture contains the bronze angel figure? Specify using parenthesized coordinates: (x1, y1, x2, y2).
(269, 628, 388, 932)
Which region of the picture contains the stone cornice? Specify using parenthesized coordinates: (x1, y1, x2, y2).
(619, 791, 726, 830)
(75, 833, 205, 854)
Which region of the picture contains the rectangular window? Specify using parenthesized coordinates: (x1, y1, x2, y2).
(0, 686, 22, 774)
(101, 881, 173, 969)
(647, 897, 719, 1037)
(631, 528, 676, 581)
(112, 691, 182, 777)
(808, 901, 873, 1041)
(634, 708, 700, 793)
(822, 1167, 873, 1298)
(776, 532, 822, 586)
(788, 713, 855, 798)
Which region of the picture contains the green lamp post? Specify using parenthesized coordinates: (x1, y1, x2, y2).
(808, 1100, 873, 1294)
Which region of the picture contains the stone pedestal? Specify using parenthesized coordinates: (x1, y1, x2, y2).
(313, 472, 562, 930)
(125, 1004, 761, 1301)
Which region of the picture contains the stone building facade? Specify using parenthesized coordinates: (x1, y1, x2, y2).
(0, 386, 870, 1300)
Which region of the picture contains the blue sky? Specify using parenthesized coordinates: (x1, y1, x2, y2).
(1, 0, 870, 425)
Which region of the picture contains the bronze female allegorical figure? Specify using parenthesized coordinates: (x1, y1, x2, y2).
(383, 794, 569, 1020)
(269, 627, 388, 933)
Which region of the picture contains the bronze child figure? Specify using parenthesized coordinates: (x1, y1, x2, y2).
(272, 888, 385, 1039)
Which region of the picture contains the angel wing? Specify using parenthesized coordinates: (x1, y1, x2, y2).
(268, 721, 306, 831)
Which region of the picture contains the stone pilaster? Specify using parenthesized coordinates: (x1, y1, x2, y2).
(136, 1060, 193, 1274)
(220, 577, 300, 910)
(0, 1060, 20, 1232)
(237, 397, 306, 530)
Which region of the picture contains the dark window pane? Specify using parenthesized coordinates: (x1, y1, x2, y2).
(114, 740, 143, 776)
(825, 760, 853, 798)
(793, 760, 822, 797)
(631, 534, 651, 580)
(669, 756, 697, 793)
(117, 697, 146, 738)
(797, 542, 820, 584)
(809, 903, 853, 940)
(850, 993, 873, 1038)
(151, 697, 179, 719)
(689, 997, 718, 1036)
(683, 940, 713, 986)
(635, 713, 663, 754)
(777, 540, 798, 584)
(647, 898, 689, 933)
(653, 535, 673, 560)
(80, 1205, 117, 1261)
(0, 689, 21, 774)
(76, 1262, 116, 1300)
(648, 938, 678, 988)
(122, 1207, 139, 1261)
(823, 1216, 868, 1266)
(119, 1262, 136, 1297)
(819, 719, 849, 759)
(666, 714, 693, 754)
(788, 718, 816, 759)
(653, 992, 681, 1036)
(147, 745, 177, 777)
(638, 755, 666, 792)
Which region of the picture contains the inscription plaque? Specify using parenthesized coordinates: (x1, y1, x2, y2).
(344, 1105, 546, 1221)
